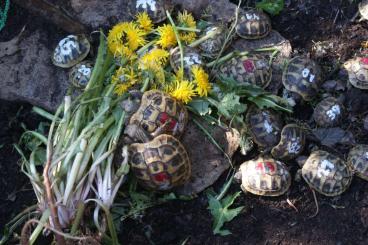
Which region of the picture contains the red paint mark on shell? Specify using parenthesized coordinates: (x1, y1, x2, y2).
(159, 112, 177, 131)
(154, 172, 169, 182)
(361, 57, 368, 65)
(242, 59, 255, 73)
(255, 161, 275, 174)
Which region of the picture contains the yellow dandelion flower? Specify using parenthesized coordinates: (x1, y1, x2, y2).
(191, 66, 211, 97)
(124, 22, 147, 51)
(136, 12, 153, 33)
(170, 80, 196, 104)
(139, 48, 169, 70)
(111, 66, 139, 95)
(177, 11, 197, 44)
(107, 22, 126, 54)
(156, 24, 177, 49)
(115, 83, 132, 96)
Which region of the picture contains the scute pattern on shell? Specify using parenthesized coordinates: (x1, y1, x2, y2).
(69, 61, 93, 88)
(129, 90, 188, 138)
(170, 46, 203, 77)
(236, 9, 271, 39)
(198, 25, 227, 58)
(246, 106, 283, 148)
(219, 55, 272, 88)
(347, 144, 368, 181)
(359, 0, 368, 20)
(131, 0, 172, 23)
(271, 124, 305, 160)
(302, 150, 352, 196)
(129, 134, 191, 190)
(52, 35, 90, 68)
(343, 57, 368, 90)
(238, 156, 291, 196)
(282, 56, 322, 101)
(313, 97, 344, 127)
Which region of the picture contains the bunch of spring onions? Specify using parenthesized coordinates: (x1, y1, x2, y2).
(15, 33, 128, 245)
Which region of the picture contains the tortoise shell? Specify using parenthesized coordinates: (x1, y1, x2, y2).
(246, 106, 283, 148)
(131, 0, 173, 23)
(236, 156, 291, 196)
(69, 61, 93, 88)
(359, 0, 368, 20)
(302, 150, 352, 196)
(127, 90, 188, 140)
(343, 57, 368, 90)
(235, 9, 271, 39)
(313, 97, 344, 127)
(52, 35, 90, 68)
(198, 25, 227, 58)
(129, 134, 191, 190)
(347, 144, 368, 181)
(219, 55, 272, 88)
(170, 46, 203, 78)
(282, 56, 322, 101)
(271, 124, 306, 160)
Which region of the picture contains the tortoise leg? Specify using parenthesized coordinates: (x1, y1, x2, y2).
(173, 111, 186, 136)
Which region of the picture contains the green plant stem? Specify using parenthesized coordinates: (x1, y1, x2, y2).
(70, 201, 85, 235)
(176, 26, 200, 32)
(29, 209, 50, 245)
(106, 209, 119, 245)
(166, 11, 184, 71)
(189, 27, 222, 48)
(140, 77, 150, 92)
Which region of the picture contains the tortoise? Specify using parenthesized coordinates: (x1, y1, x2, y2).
(170, 46, 203, 78)
(234, 156, 291, 196)
(347, 144, 368, 181)
(359, 0, 368, 21)
(124, 90, 188, 143)
(219, 55, 272, 88)
(343, 56, 368, 90)
(129, 134, 191, 191)
(271, 124, 306, 160)
(52, 35, 90, 68)
(69, 61, 93, 89)
(246, 106, 283, 149)
(235, 9, 271, 39)
(198, 24, 227, 58)
(282, 56, 322, 101)
(300, 150, 352, 196)
(313, 97, 344, 127)
(130, 0, 173, 24)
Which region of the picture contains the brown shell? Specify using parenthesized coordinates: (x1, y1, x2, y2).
(302, 150, 352, 196)
(69, 61, 93, 88)
(343, 57, 368, 90)
(313, 97, 344, 127)
(129, 134, 191, 190)
(219, 55, 272, 88)
(246, 106, 283, 148)
(271, 124, 306, 160)
(359, 0, 368, 20)
(129, 0, 173, 23)
(129, 90, 188, 138)
(282, 56, 322, 101)
(170, 46, 203, 78)
(198, 25, 227, 58)
(237, 156, 291, 196)
(347, 144, 368, 181)
(236, 9, 271, 39)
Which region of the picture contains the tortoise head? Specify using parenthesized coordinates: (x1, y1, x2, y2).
(120, 90, 143, 117)
(124, 124, 151, 143)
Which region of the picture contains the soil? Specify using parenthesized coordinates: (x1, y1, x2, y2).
(1, 0, 368, 244)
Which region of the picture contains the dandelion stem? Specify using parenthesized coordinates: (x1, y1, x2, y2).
(166, 11, 184, 71)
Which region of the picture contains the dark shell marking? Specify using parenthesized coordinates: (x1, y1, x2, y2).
(313, 97, 344, 127)
(219, 55, 272, 88)
(347, 144, 368, 181)
(170, 46, 203, 78)
(236, 9, 271, 39)
(343, 57, 368, 90)
(282, 56, 322, 101)
(302, 150, 352, 196)
(131, 0, 172, 23)
(246, 107, 283, 148)
(69, 61, 93, 88)
(129, 134, 191, 190)
(198, 25, 227, 58)
(271, 124, 305, 160)
(238, 156, 291, 196)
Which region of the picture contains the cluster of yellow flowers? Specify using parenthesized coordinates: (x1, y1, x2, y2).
(107, 11, 211, 103)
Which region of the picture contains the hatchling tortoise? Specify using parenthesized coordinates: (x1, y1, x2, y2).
(124, 90, 188, 143)
(129, 134, 191, 190)
(271, 124, 306, 160)
(52, 35, 90, 68)
(198, 24, 227, 58)
(69, 61, 93, 88)
(130, 0, 173, 23)
(235, 9, 271, 39)
(347, 144, 368, 181)
(235, 156, 291, 196)
(170, 46, 203, 77)
(282, 56, 322, 101)
(343, 56, 368, 90)
(246, 106, 283, 149)
(219, 55, 272, 88)
(313, 97, 344, 127)
(300, 150, 352, 196)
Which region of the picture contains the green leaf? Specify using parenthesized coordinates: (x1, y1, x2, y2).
(217, 93, 246, 119)
(188, 99, 211, 116)
(207, 191, 244, 236)
(256, 0, 284, 15)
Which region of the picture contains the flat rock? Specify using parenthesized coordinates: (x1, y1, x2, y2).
(0, 30, 69, 111)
